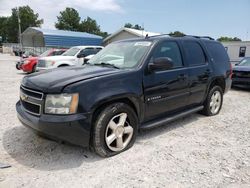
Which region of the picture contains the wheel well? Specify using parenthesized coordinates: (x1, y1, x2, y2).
(58, 64, 69, 67)
(209, 77, 226, 93)
(92, 98, 138, 124)
(89, 98, 139, 148)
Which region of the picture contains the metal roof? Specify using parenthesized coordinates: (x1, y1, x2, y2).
(21, 27, 103, 47)
(31, 27, 102, 39)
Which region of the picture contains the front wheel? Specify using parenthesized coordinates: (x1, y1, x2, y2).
(31, 64, 37, 73)
(92, 103, 138, 157)
(201, 85, 223, 116)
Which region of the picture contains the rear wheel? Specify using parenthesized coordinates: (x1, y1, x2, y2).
(201, 86, 223, 116)
(92, 103, 138, 157)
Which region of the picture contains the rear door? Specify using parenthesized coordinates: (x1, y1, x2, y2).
(143, 40, 189, 121)
(182, 40, 211, 106)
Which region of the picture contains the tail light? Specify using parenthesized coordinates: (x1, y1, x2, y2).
(229, 63, 233, 79)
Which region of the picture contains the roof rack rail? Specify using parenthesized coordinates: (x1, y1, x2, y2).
(145, 34, 214, 40)
(184, 35, 214, 40)
(145, 33, 171, 39)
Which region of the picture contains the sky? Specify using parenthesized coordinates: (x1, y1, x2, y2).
(0, 0, 250, 40)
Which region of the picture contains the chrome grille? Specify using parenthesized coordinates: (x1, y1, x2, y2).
(233, 71, 250, 78)
(20, 86, 44, 116)
(37, 60, 46, 67)
(20, 86, 43, 100)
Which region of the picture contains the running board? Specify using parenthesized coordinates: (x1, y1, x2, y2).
(140, 106, 204, 130)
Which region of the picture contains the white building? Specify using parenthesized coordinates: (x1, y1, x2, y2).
(222, 41, 250, 64)
(103, 27, 160, 46)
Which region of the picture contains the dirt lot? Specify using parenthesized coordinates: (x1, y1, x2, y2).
(0, 53, 249, 188)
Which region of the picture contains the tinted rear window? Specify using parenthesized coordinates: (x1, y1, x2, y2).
(183, 41, 206, 66)
(205, 42, 229, 63)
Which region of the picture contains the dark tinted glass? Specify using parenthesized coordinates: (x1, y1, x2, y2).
(51, 50, 65, 56)
(80, 48, 95, 56)
(205, 42, 229, 63)
(152, 41, 183, 68)
(183, 41, 206, 66)
(239, 47, 246, 57)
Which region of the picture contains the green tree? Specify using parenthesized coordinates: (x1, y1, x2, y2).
(217, 36, 241, 42)
(79, 16, 109, 38)
(55, 8, 81, 31)
(79, 16, 100, 34)
(169, 31, 185, 37)
(0, 17, 8, 43)
(124, 23, 133, 28)
(7, 6, 43, 43)
(124, 23, 144, 30)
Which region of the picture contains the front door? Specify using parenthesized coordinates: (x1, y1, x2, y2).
(143, 40, 189, 121)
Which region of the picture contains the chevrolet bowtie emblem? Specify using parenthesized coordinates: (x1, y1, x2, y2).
(21, 93, 28, 101)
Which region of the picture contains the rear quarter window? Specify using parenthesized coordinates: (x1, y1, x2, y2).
(183, 41, 206, 66)
(205, 42, 229, 64)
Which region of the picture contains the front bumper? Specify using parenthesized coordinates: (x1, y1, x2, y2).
(232, 77, 250, 87)
(36, 67, 51, 71)
(224, 78, 232, 93)
(16, 101, 92, 147)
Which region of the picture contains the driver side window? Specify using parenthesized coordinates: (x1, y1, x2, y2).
(79, 48, 95, 56)
(152, 41, 183, 68)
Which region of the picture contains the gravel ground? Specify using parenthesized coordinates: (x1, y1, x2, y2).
(0, 53, 249, 188)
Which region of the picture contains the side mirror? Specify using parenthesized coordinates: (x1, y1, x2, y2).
(77, 53, 86, 58)
(148, 57, 173, 71)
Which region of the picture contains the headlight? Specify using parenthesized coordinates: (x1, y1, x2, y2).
(45, 61, 55, 67)
(45, 93, 79, 114)
(23, 60, 31, 64)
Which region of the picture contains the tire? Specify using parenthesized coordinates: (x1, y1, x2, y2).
(31, 64, 37, 73)
(92, 103, 138, 157)
(16, 64, 20, 70)
(201, 85, 223, 116)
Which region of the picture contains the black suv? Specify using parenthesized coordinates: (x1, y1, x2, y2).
(16, 35, 232, 157)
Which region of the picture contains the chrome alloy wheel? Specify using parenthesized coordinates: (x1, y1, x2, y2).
(209, 91, 222, 114)
(105, 113, 134, 152)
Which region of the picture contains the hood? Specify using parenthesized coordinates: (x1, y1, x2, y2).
(22, 65, 122, 93)
(39, 56, 76, 62)
(233, 66, 250, 72)
(21, 57, 38, 62)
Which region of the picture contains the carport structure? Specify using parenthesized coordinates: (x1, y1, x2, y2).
(21, 27, 103, 48)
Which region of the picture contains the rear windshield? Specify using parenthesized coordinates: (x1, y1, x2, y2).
(205, 42, 229, 63)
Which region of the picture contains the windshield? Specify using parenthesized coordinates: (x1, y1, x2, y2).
(238, 58, 250, 66)
(88, 41, 152, 69)
(40, 49, 52, 57)
(62, 48, 80, 56)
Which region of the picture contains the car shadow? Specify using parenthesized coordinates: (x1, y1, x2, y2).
(2, 126, 102, 171)
(2, 113, 202, 171)
(231, 86, 250, 92)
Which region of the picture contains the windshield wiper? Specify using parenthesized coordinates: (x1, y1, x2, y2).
(94, 62, 120, 69)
